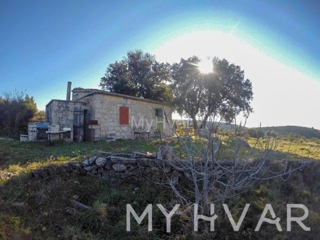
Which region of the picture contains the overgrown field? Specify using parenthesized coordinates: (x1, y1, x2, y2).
(0, 136, 320, 239)
(246, 136, 320, 160)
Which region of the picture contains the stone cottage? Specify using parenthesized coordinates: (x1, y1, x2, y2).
(45, 82, 174, 141)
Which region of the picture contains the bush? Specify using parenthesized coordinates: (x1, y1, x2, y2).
(246, 128, 264, 138)
(0, 91, 37, 138)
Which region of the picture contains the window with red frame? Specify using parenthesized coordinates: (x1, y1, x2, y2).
(119, 106, 129, 125)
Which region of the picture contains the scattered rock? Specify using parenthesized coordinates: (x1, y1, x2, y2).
(84, 166, 93, 172)
(95, 157, 107, 167)
(112, 163, 126, 172)
(72, 195, 79, 200)
(82, 159, 90, 167)
(82, 156, 97, 167)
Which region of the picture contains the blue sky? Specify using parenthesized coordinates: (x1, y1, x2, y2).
(0, 0, 319, 128)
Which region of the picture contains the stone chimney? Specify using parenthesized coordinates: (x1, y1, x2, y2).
(66, 82, 72, 101)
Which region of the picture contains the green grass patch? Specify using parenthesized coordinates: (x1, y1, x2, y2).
(0, 139, 158, 168)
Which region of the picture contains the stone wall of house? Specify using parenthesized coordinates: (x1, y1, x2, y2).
(46, 100, 89, 141)
(46, 100, 74, 129)
(46, 100, 75, 140)
(88, 94, 173, 140)
(45, 90, 173, 142)
(72, 89, 94, 101)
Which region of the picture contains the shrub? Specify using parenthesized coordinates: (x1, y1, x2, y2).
(0, 91, 37, 138)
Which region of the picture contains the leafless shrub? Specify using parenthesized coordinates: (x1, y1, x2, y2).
(157, 116, 311, 229)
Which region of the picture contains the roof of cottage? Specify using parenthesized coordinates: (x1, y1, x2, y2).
(72, 88, 173, 107)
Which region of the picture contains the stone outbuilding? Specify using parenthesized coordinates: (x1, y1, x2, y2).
(45, 82, 174, 141)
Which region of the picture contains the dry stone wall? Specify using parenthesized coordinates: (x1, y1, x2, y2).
(31, 152, 188, 184)
(30, 151, 246, 185)
(30, 152, 308, 189)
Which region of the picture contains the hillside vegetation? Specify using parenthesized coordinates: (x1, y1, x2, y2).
(175, 121, 320, 140)
(256, 126, 320, 139)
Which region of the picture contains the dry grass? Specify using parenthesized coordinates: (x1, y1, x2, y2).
(247, 137, 320, 160)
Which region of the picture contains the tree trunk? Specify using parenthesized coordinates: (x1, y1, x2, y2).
(192, 117, 198, 131)
(200, 111, 212, 131)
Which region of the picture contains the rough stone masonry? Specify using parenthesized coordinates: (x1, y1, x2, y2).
(31, 148, 308, 188)
(31, 150, 189, 185)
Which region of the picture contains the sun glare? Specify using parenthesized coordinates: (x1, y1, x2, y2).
(198, 59, 212, 73)
(152, 30, 243, 65)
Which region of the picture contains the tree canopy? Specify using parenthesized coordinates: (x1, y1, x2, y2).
(100, 50, 253, 129)
(100, 50, 173, 103)
(171, 56, 253, 129)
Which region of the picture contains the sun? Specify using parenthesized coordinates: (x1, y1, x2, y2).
(198, 59, 212, 73)
(152, 30, 254, 72)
